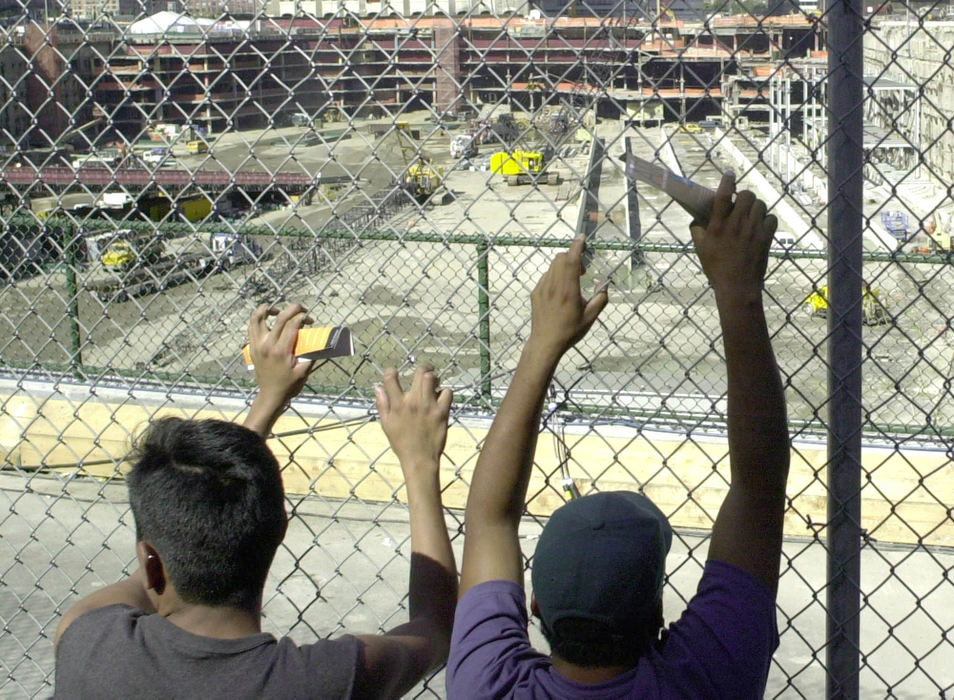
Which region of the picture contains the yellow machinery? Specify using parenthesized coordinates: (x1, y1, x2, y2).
(490, 150, 559, 185)
(491, 150, 543, 175)
(145, 196, 212, 223)
(404, 160, 443, 200)
(804, 285, 889, 326)
(102, 236, 164, 270)
(180, 197, 212, 221)
(102, 241, 135, 268)
(187, 140, 209, 154)
(911, 229, 952, 253)
(394, 122, 443, 201)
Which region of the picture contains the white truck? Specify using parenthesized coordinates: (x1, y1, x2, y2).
(141, 148, 173, 167)
(209, 232, 262, 271)
(450, 133, 477, 159)
(71, 152, 117, 169)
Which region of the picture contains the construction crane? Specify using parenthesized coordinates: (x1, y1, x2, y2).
(60, 117, 105, 145)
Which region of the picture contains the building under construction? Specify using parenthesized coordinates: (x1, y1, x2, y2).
(9, 12, 823, 144)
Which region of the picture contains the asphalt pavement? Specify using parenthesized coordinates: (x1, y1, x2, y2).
(2, 470, 952, 699)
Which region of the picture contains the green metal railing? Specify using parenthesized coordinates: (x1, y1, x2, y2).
(3, 215, 949, 443)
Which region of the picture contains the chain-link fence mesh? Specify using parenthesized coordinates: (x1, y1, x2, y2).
(1, 0, 954, 696)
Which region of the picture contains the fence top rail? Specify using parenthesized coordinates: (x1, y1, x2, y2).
(0, 166, 344, 191)
(17, 217, 952, 265)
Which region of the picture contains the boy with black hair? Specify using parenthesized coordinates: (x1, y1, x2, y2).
(55, 303, 458, 699)
(448, 173, 789, 698)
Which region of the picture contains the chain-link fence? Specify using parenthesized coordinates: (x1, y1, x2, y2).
(2, 0, 954, 696)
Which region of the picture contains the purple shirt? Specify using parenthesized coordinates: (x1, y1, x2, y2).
(447, 559, 778, 700)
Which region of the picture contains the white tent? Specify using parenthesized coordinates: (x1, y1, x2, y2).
(127, 11, 215, 35)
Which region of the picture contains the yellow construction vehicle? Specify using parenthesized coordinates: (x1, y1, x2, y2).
(404, 160, 444, 200)
(804, 285, 889, 326)
(394, 122, 443, 201)
(910, 229, 951, 254)
(930, 230, 951, 251)
(102, 241, 136, 269)
(490, 150, 560, 185)
(102, 234, 164, 270)
(187, 139, 209, 154)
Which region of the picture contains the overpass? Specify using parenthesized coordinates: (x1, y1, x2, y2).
(0, 166, 350, 194)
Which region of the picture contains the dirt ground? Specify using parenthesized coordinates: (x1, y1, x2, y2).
(4, 116, 954, 432)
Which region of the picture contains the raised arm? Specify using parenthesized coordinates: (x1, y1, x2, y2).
(459, 236, 608, 596)
(243, 303, 315, 437)
(351, 365, 458, 700)
(690, 174, 790, 594)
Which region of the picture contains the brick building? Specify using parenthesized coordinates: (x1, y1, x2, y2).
(22, 20, 112, 148)
(0, 30, 30, 149)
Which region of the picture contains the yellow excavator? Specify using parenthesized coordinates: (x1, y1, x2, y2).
(804, 285, 889, 326)
(394, 122, 443, 201)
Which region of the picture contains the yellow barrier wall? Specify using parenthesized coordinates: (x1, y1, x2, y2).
(2, 390, 952, 547)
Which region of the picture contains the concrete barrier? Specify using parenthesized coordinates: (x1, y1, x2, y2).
(2, 378, 952, 546)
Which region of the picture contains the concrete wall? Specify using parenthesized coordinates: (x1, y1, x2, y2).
(3, 379, 954, 547)
(865, 21, 954, 183)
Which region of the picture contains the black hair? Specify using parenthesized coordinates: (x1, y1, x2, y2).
(540, 601, 663, 668)
(127, 417, 287, 610)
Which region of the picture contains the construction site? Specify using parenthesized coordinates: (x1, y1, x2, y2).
(5, 83, 953, 426)
(3, 6, 954, 698)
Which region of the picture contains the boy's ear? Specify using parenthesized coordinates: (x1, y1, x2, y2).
(136, 540, 166, 595)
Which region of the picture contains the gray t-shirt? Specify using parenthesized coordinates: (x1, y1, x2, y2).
(55, 604, 358, 699)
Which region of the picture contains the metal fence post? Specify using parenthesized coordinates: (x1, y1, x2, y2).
(624, 136, 644, 270)
(476, 240, 492, 400)
(576, 137, 605, 271)
(61, 220, 83, 379)
(826, 0, 864, 695)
